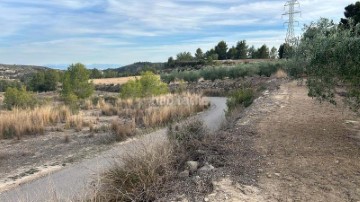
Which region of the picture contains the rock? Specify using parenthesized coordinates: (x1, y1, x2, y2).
(186, 161, 199, 173)
(204, 197, 209, 202)
(198, 163, 215, 173)
(196, 150, 206, 155)
(274, 173, 281, 177)
(179, 170, 190, 178)
(267, 174, 272, 178)
(192, 176, 201, 184)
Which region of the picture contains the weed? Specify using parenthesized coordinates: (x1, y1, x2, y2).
(111, 119, 136, 141)
(93, 143, 174, 201)
(226, 88, 255, 112)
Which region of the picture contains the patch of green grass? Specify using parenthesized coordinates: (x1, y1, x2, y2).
(226, 88, 255, 112)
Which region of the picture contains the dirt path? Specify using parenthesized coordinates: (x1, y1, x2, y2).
(205, 81, 360, 202)
(0, 97, 227, 202)
(256, 82, 360, 201)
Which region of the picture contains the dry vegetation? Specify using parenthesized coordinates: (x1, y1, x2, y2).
(92, 118, 209, 202)
(0, 92, 208, 141)
(0, 105, 76, 139)
(93, 143, 175, 201)
(90, 76, 143, 85)
(100, 93, 209, 128)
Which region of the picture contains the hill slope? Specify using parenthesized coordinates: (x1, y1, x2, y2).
(0, 64, 49, 80)
(108, 62, 165, 75)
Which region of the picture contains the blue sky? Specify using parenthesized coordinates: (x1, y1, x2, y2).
(0, 0, 355, 67)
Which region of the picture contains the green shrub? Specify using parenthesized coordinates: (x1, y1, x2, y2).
(226, 88, 254, 112)
(4, 86, 37, 109)
(63, 93, 79, 113)
(121, 71, 169, 98)
(258, 63, 279, 77)
(160, 73, 176, 84)
(200, 67, 227, 81)
(0, 80, 22, 92)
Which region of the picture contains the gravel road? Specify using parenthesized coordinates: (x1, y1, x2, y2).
(0, 97, 227, 202)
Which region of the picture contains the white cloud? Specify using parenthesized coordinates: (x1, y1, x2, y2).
(0, 0, 357, 65)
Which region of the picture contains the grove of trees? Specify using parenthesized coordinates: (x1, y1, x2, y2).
(167, 40, 277, 67)
(289, 1, 360, 112)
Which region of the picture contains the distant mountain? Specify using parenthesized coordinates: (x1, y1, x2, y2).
(0, 64, 50, 80)
(47, 64, 122, 70)
(108, 62, 166, 75)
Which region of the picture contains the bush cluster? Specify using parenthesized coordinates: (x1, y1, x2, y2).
(226, 88, 255, 112)
(161, 61, 283, 83)
(120, 71, 168, 98)
(0, 80, 22, 92)
(3, 87, 37, 109)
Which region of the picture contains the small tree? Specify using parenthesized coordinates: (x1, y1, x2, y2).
(236, 40, 248, 59)
(195, 48, 204, 60)
(215, 41, 228, 60)
(278, 43, 294, 59)
(120, 71, 168, 98)
(227, 46, 238, 59)
(167, 57, 175, 68)
(248, 46, 256, 59)
(89, 68, 103, 79)
(176, 52, 193, 61)
(256, 45, 270, 59)
(61, 63, 94, 100)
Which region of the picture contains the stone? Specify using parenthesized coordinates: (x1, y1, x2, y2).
(179, 170, 190, 178)
(186, 161, 199, 173)
(198, 163, 215, 173)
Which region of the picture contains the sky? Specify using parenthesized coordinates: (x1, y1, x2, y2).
(0, 0, 355, 68)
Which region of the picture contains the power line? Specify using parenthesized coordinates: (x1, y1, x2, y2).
(283, 0, 301, 46)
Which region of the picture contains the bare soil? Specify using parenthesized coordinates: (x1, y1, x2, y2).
(203, 81, 360, 202)
(256, 81, 360, 201)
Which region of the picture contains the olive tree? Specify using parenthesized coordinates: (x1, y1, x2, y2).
(294, 18, 360, 112)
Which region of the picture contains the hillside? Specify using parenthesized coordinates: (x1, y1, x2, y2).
(0, 64, 49, 80)
(109, 62, 165, 75)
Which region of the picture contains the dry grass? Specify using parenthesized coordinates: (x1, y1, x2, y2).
(90, 76, 143, 85)
(92, 143, 175, 201)
(91, 119, 210, 201)
(0, 105, 75, 139)
(66, 114, 84, 132)
(274, 69, 288, 78)
(111, 118, 136, 141)
(101, 93, 209, 128)
(168, 118, 209, 169)
(0, 106, 71, 139)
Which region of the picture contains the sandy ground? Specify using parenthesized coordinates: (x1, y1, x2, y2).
(205, 81, 360, 202)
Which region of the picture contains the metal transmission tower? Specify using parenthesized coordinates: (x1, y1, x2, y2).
(283, 0, 301, 46)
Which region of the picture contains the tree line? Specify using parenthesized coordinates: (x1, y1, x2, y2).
(167, 40, 279, 67)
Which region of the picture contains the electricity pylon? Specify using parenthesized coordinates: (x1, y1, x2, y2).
(283, 0, 301, 46)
